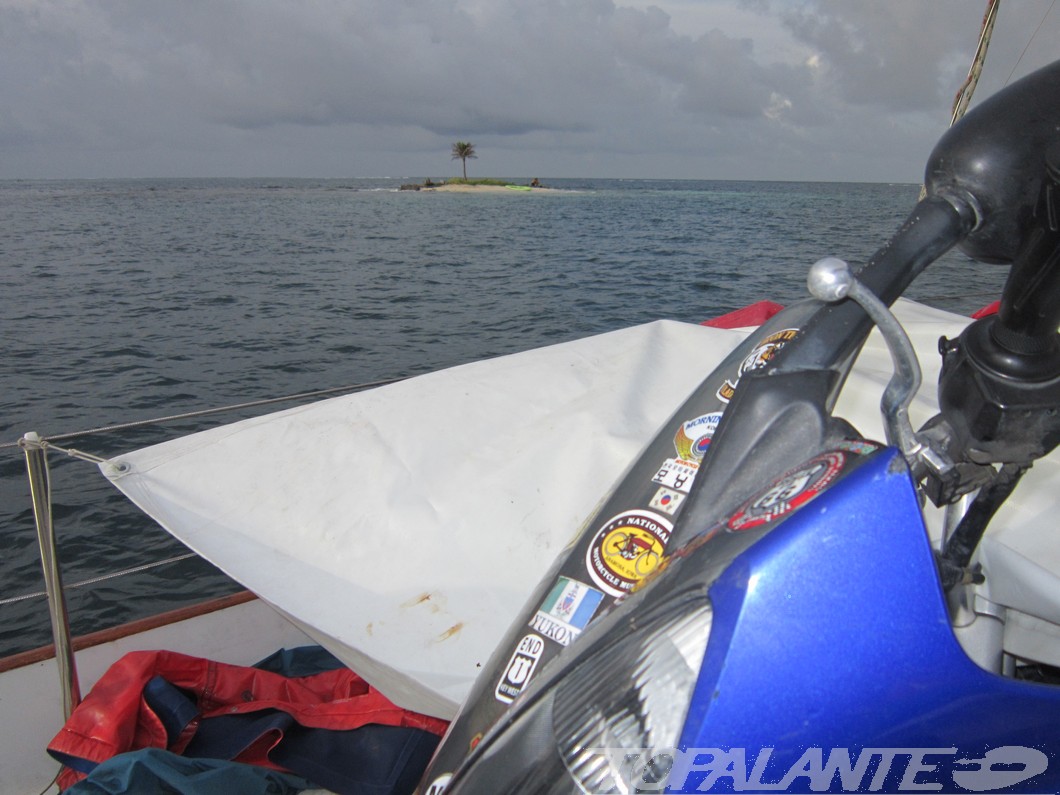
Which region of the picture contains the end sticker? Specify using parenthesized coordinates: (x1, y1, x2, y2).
(495, 634, 545, 703)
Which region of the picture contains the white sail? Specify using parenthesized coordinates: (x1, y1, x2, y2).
(102, 302, 1060, 718)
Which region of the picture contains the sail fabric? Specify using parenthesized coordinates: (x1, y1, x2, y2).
(101, 305, 1060, 718)
(103, 319, 748, 717)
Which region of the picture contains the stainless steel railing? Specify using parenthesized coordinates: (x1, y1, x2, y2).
(20, 432, 81, 719)
(6, 375, 408, 720)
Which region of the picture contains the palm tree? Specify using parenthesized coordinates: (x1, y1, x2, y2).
(451, 141, 477, 180)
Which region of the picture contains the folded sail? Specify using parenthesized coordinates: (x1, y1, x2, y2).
(103, 303, 1060, 718)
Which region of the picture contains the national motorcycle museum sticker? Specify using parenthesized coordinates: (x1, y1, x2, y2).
(586, 510, 673, 597)
(717, 328, 799, 403)
(528, 576, 605, 647)
(673, 411, 724, 461)
(727, 451, 846, 531)
(495, 633, 546, 703)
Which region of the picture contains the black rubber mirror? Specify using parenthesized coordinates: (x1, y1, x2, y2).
(926, 59, 1060, 474)
(924, 58, 1060, 266)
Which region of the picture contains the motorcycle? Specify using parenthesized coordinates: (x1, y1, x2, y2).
(416, 57, 1060, 794)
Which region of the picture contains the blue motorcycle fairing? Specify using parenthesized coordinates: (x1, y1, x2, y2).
(674, 447, 1060, 794)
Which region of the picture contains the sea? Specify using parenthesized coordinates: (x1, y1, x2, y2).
(0, 177, 1009, 657)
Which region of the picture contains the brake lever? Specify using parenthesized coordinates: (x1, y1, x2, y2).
(807, 257, 954, 479)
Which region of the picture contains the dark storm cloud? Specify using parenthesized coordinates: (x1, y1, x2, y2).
(0, 0, 1057, 179)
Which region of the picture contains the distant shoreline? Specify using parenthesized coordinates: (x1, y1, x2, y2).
(425, 183, 555, 193)
(399, 180, 555, 193)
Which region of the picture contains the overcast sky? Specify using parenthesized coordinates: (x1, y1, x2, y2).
(2, 0, 1057, 182)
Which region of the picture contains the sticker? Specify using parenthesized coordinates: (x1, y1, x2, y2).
(728, 451, 846, 531)
(652, 457, 699, 494)
(674, 411, 724, 460)
(528, 577, 605, 646)
(649, 486, 685, 515)
(586, 510, 673, 597)
(835, 439, 883, 456)
(496, 634, 545, 703)
(426, 774, 452, 795)
(717, 328, 799, 403)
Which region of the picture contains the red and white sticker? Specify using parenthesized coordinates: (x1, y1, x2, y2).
(649, 486, 685, 515)
(652, 457, 699, 494)
(727, 451, 846, 531)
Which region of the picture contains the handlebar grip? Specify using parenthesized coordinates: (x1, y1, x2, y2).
(995, 142, 1060, 345)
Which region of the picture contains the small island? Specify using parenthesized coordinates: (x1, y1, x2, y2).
(399, 178, 551, 193)
(399, 141, 551, 192)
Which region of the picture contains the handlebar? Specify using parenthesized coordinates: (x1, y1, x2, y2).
(677, 58, 1060, 547)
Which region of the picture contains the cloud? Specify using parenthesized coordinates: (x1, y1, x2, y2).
(0, 0, 1057, 179)
(779, 2, 969, 112)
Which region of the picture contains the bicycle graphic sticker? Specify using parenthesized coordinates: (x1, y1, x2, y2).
(586, 510, 673, 597)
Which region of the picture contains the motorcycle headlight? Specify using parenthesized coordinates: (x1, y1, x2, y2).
(554, 600, 714, 793)
(444, 594, 713, 795)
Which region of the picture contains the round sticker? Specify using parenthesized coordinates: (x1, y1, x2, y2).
(727, 451, 846, 531)
(586, 510, 673, 596)
(717, 328, 799, 403)
(674, 411, 724, 460)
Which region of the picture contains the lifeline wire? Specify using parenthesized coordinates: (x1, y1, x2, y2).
(0, 552, 198, 606)
(0, 375, 406, 451)
(0, 376, 408, 608)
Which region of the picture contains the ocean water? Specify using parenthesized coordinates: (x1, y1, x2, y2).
(0, 178, 1008, 656)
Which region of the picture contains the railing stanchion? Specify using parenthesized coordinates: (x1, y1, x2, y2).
(20, 432, 81, 719)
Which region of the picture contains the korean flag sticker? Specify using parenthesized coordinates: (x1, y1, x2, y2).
(649, 486, 685, 515)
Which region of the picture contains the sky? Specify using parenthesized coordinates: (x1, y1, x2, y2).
(2, 0, 1058, 182)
